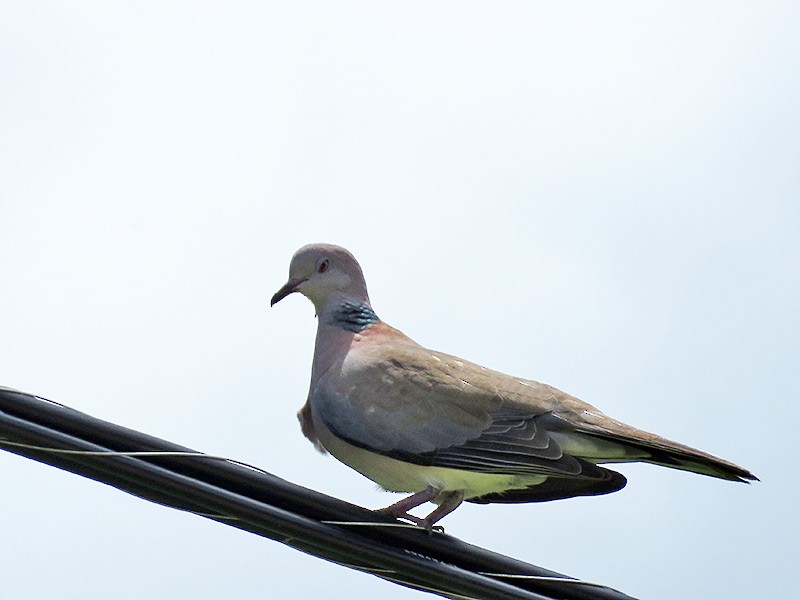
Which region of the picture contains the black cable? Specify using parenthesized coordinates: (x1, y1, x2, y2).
(0, 388, 636, 600)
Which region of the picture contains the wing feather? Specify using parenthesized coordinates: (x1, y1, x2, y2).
(313, 341, 604, 480)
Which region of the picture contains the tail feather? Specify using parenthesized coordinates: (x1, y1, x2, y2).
(583, 430, 759, 483)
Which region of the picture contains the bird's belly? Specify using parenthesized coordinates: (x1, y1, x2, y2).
(314, 419, 544, 499)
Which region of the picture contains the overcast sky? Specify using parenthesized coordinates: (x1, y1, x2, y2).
(1, 2, 798, 599)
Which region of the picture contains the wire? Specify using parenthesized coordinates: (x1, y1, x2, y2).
(0, 387, 636, 600)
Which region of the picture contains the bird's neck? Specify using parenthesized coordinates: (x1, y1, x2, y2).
(325, 301, 380, 332)
(310, 302, 379, 382)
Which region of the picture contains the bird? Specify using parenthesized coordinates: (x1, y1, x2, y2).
(271, 243, 757, 530)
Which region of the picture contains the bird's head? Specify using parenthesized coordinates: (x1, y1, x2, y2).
(271, 243, 371, 313)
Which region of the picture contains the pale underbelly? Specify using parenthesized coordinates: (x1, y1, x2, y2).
(314, 418, 547, 499)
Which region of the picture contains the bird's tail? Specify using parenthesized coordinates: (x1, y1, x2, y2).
(582, 428, 759, 483)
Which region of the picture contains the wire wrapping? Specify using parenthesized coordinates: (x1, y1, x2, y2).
(0, 387, 636, 600)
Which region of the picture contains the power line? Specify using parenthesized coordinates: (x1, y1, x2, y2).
(0, 387, 636, 600)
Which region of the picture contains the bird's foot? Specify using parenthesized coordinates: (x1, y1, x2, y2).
(376, 485, 444, 533)
(375, 487, 464, 534)
(374, 507, 441, 532)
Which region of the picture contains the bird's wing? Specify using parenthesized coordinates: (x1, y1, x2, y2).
(313, 327, 756, 483)
(313, 337, 606, 479)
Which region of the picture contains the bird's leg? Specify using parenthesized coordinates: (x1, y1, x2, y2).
(420, 490, 465, 532)
(376, 487, 465, 533)
(376, 485, 441, 526)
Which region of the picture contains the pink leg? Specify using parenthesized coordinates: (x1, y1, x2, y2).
(421, 490, 465, 530)
(376, 486, 465, 532)
(376, 485, 441, 526)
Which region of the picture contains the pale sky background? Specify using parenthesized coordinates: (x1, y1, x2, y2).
(1, 2, 798, 599)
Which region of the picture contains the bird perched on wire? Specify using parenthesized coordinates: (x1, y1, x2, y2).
(271, 243, 757, 530)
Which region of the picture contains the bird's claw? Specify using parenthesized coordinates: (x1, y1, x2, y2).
(375, 507, 444, 534)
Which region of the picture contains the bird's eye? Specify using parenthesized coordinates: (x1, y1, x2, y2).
(317, 258, 330, 273)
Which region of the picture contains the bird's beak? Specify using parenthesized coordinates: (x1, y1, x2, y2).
(270, 277, 308, 306)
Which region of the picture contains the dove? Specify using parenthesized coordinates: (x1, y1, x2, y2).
(271, 243, 757, 530)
